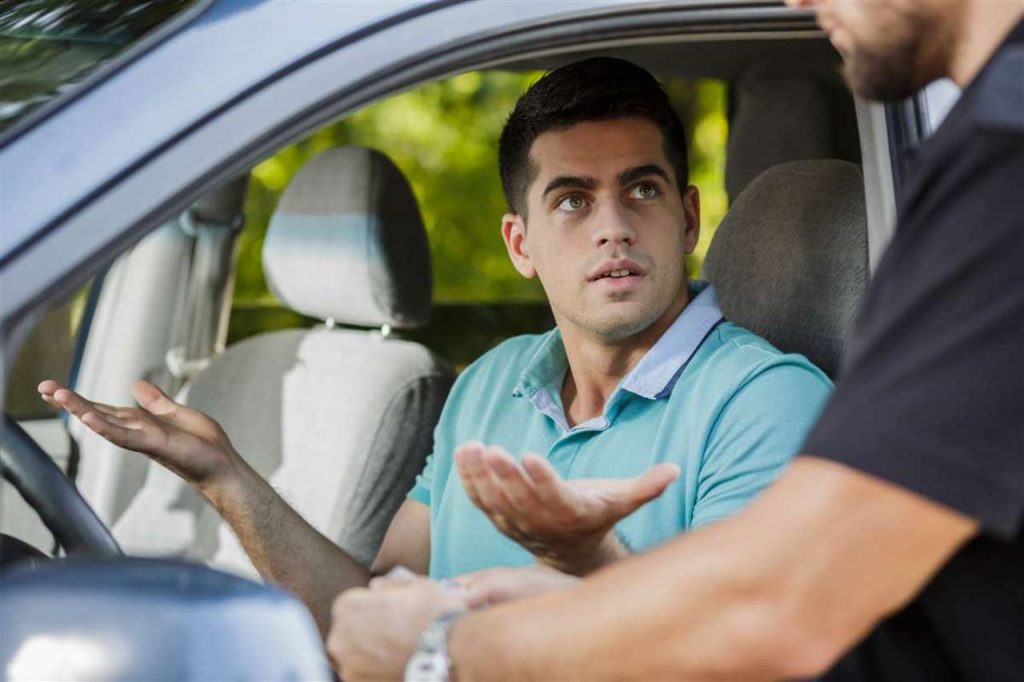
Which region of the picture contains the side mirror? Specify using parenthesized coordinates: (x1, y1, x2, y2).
(0, 557, 330, 681)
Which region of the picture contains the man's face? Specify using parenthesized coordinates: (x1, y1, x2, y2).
(789, 0, 961, 100)
(501, 117, 699, 343)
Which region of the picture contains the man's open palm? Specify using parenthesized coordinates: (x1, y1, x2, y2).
(38, 379, 237, 490)
(455, 442, 679, 574)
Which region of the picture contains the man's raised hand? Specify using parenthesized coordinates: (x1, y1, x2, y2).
(455, 442, 679, 575)
(38, 379, 239, 494)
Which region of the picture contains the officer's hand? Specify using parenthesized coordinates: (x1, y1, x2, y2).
(327, 577, 467, 681)
(453, 563, 581, 608)
(454, 442, 679, 575)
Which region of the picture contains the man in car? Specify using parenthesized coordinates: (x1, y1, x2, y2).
(39, 58, 831, 635)
(328, 0, 1024, 680)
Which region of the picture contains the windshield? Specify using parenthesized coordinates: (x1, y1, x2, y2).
(0, 0, 195, 135)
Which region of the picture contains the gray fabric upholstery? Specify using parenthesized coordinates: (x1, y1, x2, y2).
(115, 329, 452, 576)
(726, 68, 836, 201)
(263, 147, 432, 329)
(114, 146, 453, 577)
(704, 160, 868, 378)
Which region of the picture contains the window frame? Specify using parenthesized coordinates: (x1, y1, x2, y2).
(0, 1, 821, 345)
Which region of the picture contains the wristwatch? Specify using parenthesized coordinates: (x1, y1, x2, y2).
(404, 610, 464, 682)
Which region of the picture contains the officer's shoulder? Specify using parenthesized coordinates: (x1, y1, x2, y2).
(968, 43, 1024, 135)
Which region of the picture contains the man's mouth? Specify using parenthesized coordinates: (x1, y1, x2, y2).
(587, 259, 647, 284)
(598, 268, 640, 279)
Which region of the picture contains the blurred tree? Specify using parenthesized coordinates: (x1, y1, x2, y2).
(234, 71, 728, 307)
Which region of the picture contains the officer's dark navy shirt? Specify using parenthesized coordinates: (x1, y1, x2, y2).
(806, 20, 1024, 682)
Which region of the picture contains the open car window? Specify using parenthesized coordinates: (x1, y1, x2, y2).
(228, 71, 730, 370)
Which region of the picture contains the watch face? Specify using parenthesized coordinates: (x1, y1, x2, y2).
(405, 651, 450, 682)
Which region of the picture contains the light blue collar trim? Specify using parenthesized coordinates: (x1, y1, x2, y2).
(620, 280, 724, 399)
(512, 281, 724, 431)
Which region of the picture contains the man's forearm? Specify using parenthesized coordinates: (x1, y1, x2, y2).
(205, 459, 371, 634)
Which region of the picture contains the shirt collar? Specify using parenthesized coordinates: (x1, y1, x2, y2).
(512, 280, 724, 402)
(620, 280, 724, 399)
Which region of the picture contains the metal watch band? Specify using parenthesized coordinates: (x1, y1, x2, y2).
(404, 610, 464, 682)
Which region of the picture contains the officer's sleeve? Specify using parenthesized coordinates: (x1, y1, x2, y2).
(802, 134, 1024, 539)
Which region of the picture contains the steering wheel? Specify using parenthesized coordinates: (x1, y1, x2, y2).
(1, 413, 121, 561)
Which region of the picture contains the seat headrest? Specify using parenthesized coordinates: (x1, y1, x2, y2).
(725, 67, 837, 201)
(704, 160, 868, 377)
(262, 147, 432, 329)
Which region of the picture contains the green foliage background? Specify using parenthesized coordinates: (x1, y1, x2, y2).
(234, 71, 728, 306)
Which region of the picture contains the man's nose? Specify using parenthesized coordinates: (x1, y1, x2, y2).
(593, 203, 638, 248)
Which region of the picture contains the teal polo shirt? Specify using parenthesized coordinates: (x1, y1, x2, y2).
(410, 281, 832, 578)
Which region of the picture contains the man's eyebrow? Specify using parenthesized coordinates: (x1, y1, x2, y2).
(618, 164, 670, 186)
(541, 175, 598, 198)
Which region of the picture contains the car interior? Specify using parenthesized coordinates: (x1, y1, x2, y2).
(1, 29, 886, 576)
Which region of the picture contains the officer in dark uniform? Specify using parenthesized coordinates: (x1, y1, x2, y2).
(800, 6, 1024, 680)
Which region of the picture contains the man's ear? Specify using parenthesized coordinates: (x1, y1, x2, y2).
(501, 213, 537, 279)
(681, 185, 701, 254)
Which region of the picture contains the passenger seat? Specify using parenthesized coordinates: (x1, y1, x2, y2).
(704, 160, 868, 378)
(114, 147, 454, 576)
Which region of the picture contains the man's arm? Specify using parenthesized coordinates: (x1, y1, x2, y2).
(40, 379, 431, 635)
(447, 456, 977, 680)
(215, 469, 430, 634)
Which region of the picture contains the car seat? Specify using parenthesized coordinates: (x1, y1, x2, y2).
(704, 159, 868, 378)
(114, 147, 454, 576)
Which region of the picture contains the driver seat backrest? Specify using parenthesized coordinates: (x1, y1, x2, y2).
(704, 160, 869, 378)
(114, 147, 454, 576)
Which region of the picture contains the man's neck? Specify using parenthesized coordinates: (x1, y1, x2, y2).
(949, 2, 1023, 87)
(559, 288, 690, 428)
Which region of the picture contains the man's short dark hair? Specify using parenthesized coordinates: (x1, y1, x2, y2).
(498, 57, 689, 217)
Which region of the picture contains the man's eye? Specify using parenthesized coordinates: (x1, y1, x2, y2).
(557, 195, 588, 212)
(629, 183, 659, 200)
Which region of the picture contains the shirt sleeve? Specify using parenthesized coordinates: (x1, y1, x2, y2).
(407, 452, 435, 505)
(692, 362, 832, 528)
(802, 131, 1024, 538)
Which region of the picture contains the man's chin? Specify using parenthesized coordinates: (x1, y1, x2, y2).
(584, 309, 660, 342)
